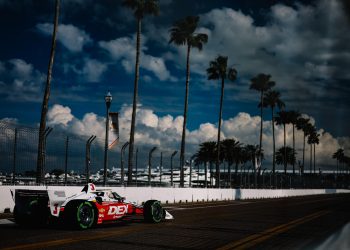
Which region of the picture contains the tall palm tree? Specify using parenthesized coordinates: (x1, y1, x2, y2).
(250, 74, 275, 160)
(194, 141, 217, 187)
(36, 0, 60, 184)
(310, 132, 320, 173)
(261, 90, 285, 174)
(305, 124, 316, 173)
(207, 55, 237, 188)
(288, 111, 301, 174)
(276, 146, 296, 169)
(333, 148, 345, 175)
(169, 16, 208, 187)
(220, 138, 242, 187)
(242, 144, 263, 188)
(123, 0, 159, 185)
(275, 110, 291, 174)
(296, 117, 311, 171)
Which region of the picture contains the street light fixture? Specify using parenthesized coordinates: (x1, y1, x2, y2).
(103, 91, 112, 187)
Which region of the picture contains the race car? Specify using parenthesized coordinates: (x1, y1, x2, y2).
(11, 183, 173, 229)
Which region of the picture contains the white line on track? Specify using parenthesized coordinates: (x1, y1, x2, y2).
(164, 202, 253, 211)
(0, 219, 14, 225)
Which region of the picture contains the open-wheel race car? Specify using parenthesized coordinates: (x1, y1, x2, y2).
(11, 183, 173, 229)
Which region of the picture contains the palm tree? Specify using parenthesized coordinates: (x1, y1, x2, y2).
(288, 111, 301, 174)
(305, 124, 316, 173)
(220, 139, 242, 187)
(169, 16, 208, 187)
(333, 148, 345, 175)
(296, 117, 311, 171)
(311, 132, 320, 173)
(275, 110, 291, 174)
(276, 146, 296, 169)
(207, 55, 237, 188)
(243, 144, 263, 187)
(194, 141, 217, 187)
(123, 0, 159, 185)
(261, 90, 285, 174)
(250, 74, 275, 159)
(36, 0, 60, 184)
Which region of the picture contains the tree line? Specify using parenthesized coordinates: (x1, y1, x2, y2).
(36, 0, 348, 187)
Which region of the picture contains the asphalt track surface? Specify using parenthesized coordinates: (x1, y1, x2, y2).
(0, 193, 350, 250)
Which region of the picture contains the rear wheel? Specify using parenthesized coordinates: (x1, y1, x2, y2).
(76, 202, 95, 229)
(143, 200, 164, 223)
(64, 201, 95, 229)
(13, 205, 27, 225)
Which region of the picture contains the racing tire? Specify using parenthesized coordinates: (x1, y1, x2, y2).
(13, 205, 27, 226)
(143, 200, 164, 223)
(14, 202, 48, 226)
(64, 201, 96, 229)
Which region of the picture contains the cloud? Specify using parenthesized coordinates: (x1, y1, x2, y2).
(47, 104, 74, 126)
(36, 23, 92, 52)
(45, 103, 349, 170)
(62, 58, 107, 82)
(0, 59, 45, 102)
(163, 0, 350, 110)
(99, 35, 176, 81)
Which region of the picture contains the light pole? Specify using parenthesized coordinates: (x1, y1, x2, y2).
(103, 91, 112, 187)
(170, 151, 177, 187)
(120, 142, 129, 186)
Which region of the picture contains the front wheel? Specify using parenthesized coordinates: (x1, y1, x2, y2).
(143, 200, 164, 223)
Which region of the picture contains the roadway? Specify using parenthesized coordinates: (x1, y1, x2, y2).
(0, 193, 349, 249)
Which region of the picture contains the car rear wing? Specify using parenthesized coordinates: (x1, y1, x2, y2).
(11, 189, 67, 217)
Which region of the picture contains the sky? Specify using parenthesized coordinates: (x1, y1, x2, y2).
(0, 0, 350, 171)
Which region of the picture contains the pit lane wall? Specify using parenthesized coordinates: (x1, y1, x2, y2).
(0, 186, 350, 213)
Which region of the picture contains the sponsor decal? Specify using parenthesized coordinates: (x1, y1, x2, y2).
(107, 205, 128, 216)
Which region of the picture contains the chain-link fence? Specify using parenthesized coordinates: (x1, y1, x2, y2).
(1, 122, 349, 188)
(0, 122, 183, 187)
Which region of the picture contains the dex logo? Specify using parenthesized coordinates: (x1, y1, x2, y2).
(107, 205, 128, 215)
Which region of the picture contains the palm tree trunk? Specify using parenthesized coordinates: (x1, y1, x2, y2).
(271, 107, 275, 174)
(205, 162, 208, 188)
(284, 123, 286, 174)
(302, 133, 305, 172)
(179, 44, 191, 188)
(128, 18, 142, 185)
(216, 77, 225, 188)
(313, 144, 316, 174)
(259, 90, 264, 159)
(36, 0, 60, 184)
(292, 124, 295, 175)
(309, 144, 312, 173)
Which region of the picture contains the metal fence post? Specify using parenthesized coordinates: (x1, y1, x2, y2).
(85, 135, 96, 184)
(170, 151, 177, 187)
(135, 147, 138, 186)
(148, 147, 157, 186)
(160, 152, 163, 186)
(120, 142, 129, 186)
(64, 136, 69, 185)
(42, 127, 53, 183)
(12, 128, 18, 185)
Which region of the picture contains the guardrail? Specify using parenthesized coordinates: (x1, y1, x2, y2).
(1, 185, 349, 213)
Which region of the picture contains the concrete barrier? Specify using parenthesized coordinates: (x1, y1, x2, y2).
(1, 185, 349, 213)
